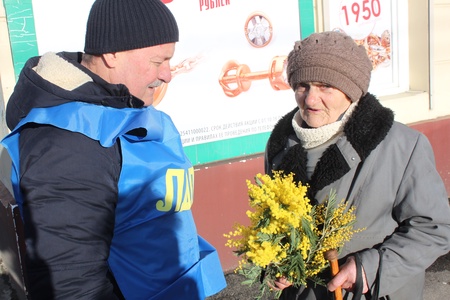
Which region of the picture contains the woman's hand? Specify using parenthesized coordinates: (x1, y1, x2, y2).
(327, 256, 369, 293)
(267, 277, 293, 291)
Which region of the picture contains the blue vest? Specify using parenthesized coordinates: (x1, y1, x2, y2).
(2, 102, 226, 299)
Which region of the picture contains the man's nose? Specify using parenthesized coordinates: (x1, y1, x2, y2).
(158, 63, 172, 83)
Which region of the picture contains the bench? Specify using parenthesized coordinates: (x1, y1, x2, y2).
(0, 180, 29, 299)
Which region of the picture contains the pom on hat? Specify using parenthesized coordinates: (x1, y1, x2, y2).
(84, 0, 179, 55)
(287, 31, 372, 102)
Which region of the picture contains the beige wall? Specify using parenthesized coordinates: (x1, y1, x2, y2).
(432, 0, 450, 117)
(0, 2, 13, 190)
(383, 0, 450, 125)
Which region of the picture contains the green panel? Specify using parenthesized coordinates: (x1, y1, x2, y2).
(299, 0, 315, 38)
(3, 0, 38, 79)
(184, 132, 271, 165)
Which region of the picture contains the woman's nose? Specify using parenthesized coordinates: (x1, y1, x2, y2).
(304, 87, 319, 105)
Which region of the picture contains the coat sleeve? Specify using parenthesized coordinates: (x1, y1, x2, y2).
(360, 132, 450, 296)
(19, 124, 122, 299)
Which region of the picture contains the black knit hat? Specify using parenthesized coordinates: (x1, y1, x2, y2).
(84, 0, 179, 55)
(287, 31, 372, 102)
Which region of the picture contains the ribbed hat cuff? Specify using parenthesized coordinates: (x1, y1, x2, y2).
(84, 36, 178, 55)
(288, 67, 364, 102)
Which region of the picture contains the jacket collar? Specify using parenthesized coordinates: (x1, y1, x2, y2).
(6, 52, 145, 130)
(266, 93, 394, 196)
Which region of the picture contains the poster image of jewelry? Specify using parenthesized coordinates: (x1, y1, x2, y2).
(31, 0, 303, 163)
(324, 0, 408, 97)
(157, 0, 301, 149)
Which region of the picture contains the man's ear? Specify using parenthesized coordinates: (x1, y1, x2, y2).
(102, 52, 118, 68)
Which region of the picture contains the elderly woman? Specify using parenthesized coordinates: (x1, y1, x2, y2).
(265, 31, 450, 299)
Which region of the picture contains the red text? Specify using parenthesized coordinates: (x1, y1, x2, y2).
(199, 0, 230, 11)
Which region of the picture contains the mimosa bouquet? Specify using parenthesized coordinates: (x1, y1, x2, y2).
(224, 171, 364, 299)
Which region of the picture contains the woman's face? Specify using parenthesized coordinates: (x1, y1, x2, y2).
(295, 82, 352, 128)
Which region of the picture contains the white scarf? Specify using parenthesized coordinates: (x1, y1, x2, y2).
(292, 102, 358, 149)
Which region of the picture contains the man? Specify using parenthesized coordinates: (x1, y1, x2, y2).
(2, 0, 226, 299)
(265, 31, 450, 299)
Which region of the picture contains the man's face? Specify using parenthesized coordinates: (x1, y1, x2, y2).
(111, 43, 176, 106)
(295, 82, 352, 128)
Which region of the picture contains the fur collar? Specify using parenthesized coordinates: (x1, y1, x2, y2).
(266, 93, 394, 196)
(33, 52, 92, 91)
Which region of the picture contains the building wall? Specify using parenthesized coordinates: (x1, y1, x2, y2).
(433, 0, 450, 114)
(192, 0, 450, 272)
(0, 2, 13, 191)
(0, 0, 449, 273)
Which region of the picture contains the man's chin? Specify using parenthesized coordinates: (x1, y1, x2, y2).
(141, 96, 154, 107)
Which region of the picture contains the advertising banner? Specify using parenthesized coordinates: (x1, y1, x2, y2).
(6, 0, 315, 164)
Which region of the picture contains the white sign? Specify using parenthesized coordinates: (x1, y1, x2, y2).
(32, 0, 301, 148)
(324, 0, 409, 96)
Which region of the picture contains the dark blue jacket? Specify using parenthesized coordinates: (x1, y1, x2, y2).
(3, 52, 225, 299)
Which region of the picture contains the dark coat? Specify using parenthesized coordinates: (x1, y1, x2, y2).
(4, 52, 144, 299)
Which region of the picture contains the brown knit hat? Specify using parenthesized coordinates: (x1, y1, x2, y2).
(287, 31, 372, 102)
